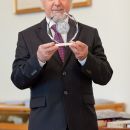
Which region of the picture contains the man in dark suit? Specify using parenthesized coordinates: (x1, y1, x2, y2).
(11, 0, 113, 130)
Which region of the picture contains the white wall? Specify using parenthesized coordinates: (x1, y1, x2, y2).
(0, 0, 130, 111)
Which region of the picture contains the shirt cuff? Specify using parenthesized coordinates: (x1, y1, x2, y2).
(78, 57, 87, 66)
(38, 59, 46, 67)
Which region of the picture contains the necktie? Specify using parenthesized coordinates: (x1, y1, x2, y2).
(51, 24, 65, 62)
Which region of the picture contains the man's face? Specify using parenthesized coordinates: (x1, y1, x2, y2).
(41, 0, 71, 19)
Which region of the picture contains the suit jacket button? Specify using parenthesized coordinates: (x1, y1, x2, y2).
(64, 90, 68, 95)
(62, 71, 67, 76)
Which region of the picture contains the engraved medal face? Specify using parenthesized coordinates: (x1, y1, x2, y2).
(56, 20, 70, 34)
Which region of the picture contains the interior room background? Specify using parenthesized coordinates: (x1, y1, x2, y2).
(0, 0, 130, 111)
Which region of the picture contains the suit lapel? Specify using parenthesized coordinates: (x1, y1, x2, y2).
(35, 19, 52, 45)
(67, 19, 77, 42)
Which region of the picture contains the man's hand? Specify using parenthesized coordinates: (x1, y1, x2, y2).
(37, 42, 58, 63)
(69, 41, 88, 60)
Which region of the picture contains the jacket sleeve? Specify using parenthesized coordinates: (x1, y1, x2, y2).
(11, 32, 43, 90)
(81, 29, 113, 85)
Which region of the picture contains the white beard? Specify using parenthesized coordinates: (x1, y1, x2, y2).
(51, 12, 67, 23)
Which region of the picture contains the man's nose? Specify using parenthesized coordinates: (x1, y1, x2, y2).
(54, 0, 61, 6)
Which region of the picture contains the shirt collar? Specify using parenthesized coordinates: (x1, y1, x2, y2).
(45, 16, 69, 28)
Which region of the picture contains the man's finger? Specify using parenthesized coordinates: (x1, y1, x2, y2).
(41, 42, 55, 49)
(70, 46, 78, 54)
(76, 41, 86, 48)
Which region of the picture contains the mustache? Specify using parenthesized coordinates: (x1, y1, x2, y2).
(50, 10, 67, 22)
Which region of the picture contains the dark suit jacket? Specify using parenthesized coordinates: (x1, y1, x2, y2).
(11, 18, 113, 130)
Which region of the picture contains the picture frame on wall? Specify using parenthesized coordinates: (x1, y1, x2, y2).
(13, 0, 92, 14)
